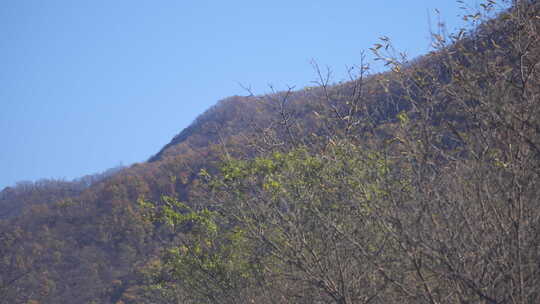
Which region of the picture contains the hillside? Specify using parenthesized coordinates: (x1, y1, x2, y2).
(2, 1, 540, 303)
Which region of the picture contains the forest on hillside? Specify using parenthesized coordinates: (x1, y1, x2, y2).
(2, 1, 540, 303)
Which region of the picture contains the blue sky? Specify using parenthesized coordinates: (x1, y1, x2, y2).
(1, 0, 470, 189)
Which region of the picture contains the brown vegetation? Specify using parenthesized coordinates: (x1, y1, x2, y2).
(1, 1, 539, 303)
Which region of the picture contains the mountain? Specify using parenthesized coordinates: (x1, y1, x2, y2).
(2, 1, 540, 303)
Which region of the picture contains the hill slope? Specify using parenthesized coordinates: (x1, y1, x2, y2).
(2, 2, 540, 303)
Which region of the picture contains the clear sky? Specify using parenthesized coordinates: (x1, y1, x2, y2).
(1, 0, 470, 189)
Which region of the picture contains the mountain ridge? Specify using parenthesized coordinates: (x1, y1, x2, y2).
(2, 2, 539, 302)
